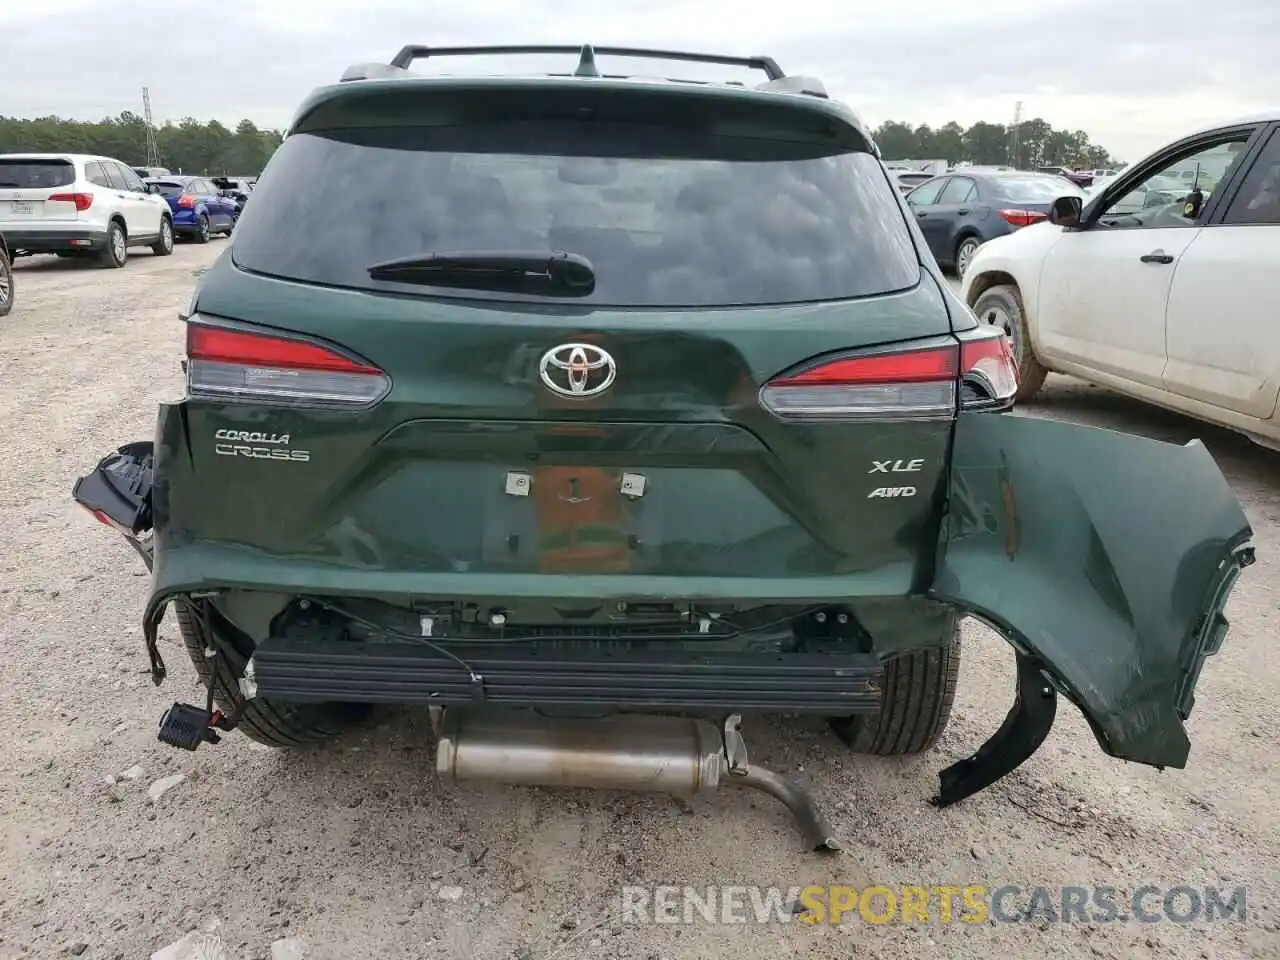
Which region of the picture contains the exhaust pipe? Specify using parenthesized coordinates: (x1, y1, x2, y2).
(434, 708, 842, 854)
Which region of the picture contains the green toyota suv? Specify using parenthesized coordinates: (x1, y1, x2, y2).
(74, 45, 1255, 851)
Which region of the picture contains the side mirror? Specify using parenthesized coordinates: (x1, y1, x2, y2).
(1048, 195, 1083, 227)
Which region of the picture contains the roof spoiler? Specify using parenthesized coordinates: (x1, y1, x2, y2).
(340, 42, 788, 85)
(754, 75, 828, 99)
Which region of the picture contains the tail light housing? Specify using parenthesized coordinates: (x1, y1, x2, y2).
(177, 195, 197, 208)
(184, 318, 391, 407)
(759, 328, 1017, 421)
(957, 327, 1019, 409)
(999, 208, 1048, 227)
(48, 192, 93, 211)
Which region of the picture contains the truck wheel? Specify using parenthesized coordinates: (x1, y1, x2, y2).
(174, 601, 370, 750)
(971, 283, 1046, 401)
(828, 623, 960, 755)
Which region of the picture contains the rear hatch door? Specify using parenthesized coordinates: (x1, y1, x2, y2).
(0, 157, 80, 223)
(161, 78, 980, 604)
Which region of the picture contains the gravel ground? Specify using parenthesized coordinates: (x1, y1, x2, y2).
(1, 244, 1276, 960)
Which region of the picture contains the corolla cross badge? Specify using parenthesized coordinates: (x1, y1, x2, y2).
(539, 343, 616, 399)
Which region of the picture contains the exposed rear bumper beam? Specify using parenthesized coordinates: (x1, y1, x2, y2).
(248, 639, 885, 714)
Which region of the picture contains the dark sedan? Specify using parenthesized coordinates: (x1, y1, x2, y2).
(905, 171, 1085, 277)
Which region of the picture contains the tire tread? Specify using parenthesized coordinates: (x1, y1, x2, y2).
(829, 622, 961, 756)
(174, 602, 364, 750)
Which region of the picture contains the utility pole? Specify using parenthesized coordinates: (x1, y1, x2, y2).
(142, 86, 161, 169)
(1008, 100, 1023, 168)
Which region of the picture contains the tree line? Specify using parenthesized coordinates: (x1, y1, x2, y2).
(871, 118, 1120, 170)
(0, 110, 1120, 177)
(0, 113, 284, 177)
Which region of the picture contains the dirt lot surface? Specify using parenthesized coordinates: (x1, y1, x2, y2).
(1, 244, 1277, 960)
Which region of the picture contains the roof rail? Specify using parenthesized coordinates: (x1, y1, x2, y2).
(386, 43, 785, 81)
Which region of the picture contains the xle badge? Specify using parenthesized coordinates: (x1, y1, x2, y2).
(869, 459, 924, 474)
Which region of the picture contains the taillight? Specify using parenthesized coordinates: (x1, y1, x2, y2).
(760, 340, 959, 421)
(759, 330, 1018, 421)
(184, 318, 391, 406)
(999, 208, 1047, 227)
(177, 195, 196, 208)
(48, 192, 93, 211)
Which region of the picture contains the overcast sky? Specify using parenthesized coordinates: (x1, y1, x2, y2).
(1, 0, 1275, 162)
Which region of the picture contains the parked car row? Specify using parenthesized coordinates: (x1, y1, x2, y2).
(0, 152, 253, 274)
(961, 109, 1280, 451)
(143, 175, 239, 243)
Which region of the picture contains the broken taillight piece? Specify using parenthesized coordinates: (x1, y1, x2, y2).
(759, 328, 1017, 421)
(184, 317, 391, 406)
(958, 327, 1019, 407)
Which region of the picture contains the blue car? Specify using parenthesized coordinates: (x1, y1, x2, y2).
(143, 176, 238, 243)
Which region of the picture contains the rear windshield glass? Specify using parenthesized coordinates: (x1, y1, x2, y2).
(149, 181, 188, 197)
(232, 124, 920, 307)
(0, 159, 76, 189)
(997, 177, 1083, 201)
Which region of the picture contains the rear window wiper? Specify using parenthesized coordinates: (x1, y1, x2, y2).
(366, 250, 596, 297)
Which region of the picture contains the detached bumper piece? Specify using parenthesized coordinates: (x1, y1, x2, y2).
(931, 651, 1057, 808)
(70, 441, 155, 567)
(247, 639, 884, 714)
(157, 702, 239, 750)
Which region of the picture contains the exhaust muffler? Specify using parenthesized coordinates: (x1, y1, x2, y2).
(434, 707, 842, 853)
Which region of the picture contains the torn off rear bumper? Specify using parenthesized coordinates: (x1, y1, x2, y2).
(73, 408, 1256, 812)
(931, 412, 1255, 798)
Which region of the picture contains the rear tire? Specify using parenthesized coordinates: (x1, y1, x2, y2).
(99, 220, 127, 268)
(0, 245, 12, 318)
(194, 214, 211, 244)
(151, 216, 174, 256)
(971, 283, 1047, 402)
(954, 236, 981, 278)
(828, 623, 961, 756)
(174, 601, 371, 750)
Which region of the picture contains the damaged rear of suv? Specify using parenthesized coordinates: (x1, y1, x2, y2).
(73, 44, 1255, 851)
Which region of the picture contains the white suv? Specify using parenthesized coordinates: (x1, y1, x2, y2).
(0, 153, 175, 268)
(961, 110, 1280, 451)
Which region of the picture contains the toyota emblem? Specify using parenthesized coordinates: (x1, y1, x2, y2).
(538, 343, 616, 399)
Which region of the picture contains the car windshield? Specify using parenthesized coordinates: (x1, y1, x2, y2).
(0, 158, 75, 189)
(148, 181, 189, 198)
(997, 177, 1083, 201)
(231, 123, 921, 308)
